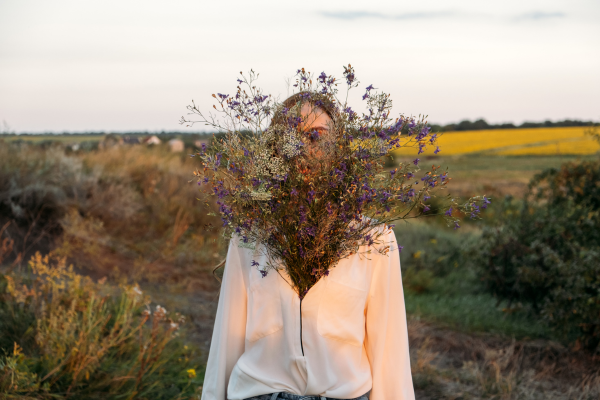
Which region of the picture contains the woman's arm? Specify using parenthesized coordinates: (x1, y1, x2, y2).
(364, 229, 415, 400)
(201, 236, 248, 400)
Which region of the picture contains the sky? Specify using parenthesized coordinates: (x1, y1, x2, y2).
(0, 0, 599, 133)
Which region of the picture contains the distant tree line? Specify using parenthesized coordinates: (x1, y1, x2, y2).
(430, 119, 596, 132)
(0, 120, 597, 136)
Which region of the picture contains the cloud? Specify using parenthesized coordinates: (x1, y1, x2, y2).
(319, 10, 455, 21)
(514, 11, 566, 21)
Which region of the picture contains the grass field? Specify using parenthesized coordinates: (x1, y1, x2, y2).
(2, 137, 599, 398)
(393, 126, 600, 156)
(3, 134, 104, 143)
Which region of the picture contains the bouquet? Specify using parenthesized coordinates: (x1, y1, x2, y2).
(181, 65, 489, 298)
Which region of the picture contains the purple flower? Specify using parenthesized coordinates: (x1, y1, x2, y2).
(445, 207, 453, 216)
(217, 93, 229, 99)
(413, 158, 420, 165)
(343, 67, 356, 85)
(482, 196, 491, 209)
(304, 226, 316, 237)
(434, 146, 441, 155)
(291, 188, 298, 197)
(454, 221, 460, 230)
(260, 269, 268, 278)
(398, 245, 404, 253)
(423, 205, 430, 212)
(299, 205, 307, 223)
(362, 85, 374, 100)
(469, 204, 481, 219)
(251, 260, 259, 267)
(344, 107, 356, 120)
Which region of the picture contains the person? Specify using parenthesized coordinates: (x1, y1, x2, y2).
(201, 93, 415, 400)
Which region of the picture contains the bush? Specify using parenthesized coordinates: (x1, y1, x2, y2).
(394, 221, 475, 294)
(474, 161, 600, 349)
(0, 253, 202, 399)
(0, 141, 222, 282)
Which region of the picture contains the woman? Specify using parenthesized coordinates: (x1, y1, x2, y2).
(201, 93, 415, 400)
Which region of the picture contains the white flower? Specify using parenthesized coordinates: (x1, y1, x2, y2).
(250, 190, 272, 201)
(155, 305, 167, 317)
(254, 149, 289, 179)
(280, 131, 304, 158)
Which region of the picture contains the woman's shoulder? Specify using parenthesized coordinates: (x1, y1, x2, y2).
(356, 215, 397, 241)
(228, 234, 269, 270)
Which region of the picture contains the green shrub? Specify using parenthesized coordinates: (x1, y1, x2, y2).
(395, 221, 471, 278)
(0, 253, 202, 399)
(474, 161, 600, 349)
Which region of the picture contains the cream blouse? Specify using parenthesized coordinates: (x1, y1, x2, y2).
(201, 228, 415, 400)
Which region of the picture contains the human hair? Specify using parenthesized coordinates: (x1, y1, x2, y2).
(269, 91, 340, 128)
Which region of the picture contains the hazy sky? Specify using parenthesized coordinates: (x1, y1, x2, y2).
(1, 0, 599, 132)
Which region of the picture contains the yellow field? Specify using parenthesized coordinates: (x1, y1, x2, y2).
(392, 126, 600, 156)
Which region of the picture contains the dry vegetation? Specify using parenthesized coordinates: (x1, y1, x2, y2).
(0, 141, 226, 286)
(409, 319, 600, 400)
(1, 137, 599, 399)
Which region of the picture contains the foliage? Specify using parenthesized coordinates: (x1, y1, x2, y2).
(429, 118, 595, 132)
(394, 221, 469, 294)
(0, 142, 222, 281)
(181, 66, 488, 296)
(474, 161, 600, 349)
(0, 253, 201, 399)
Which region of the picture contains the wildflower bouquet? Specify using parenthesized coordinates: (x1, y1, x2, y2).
(181, 66, 488, 297)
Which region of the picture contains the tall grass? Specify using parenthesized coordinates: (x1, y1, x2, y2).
(0, 141, 223, 283)
(0, 253, 202, 399)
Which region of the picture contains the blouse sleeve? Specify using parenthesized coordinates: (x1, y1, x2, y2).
(201, 237, 248, 400)
(364, 229, 415, 400)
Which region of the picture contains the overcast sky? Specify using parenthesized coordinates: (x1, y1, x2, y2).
(0, 0, 599, 132)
